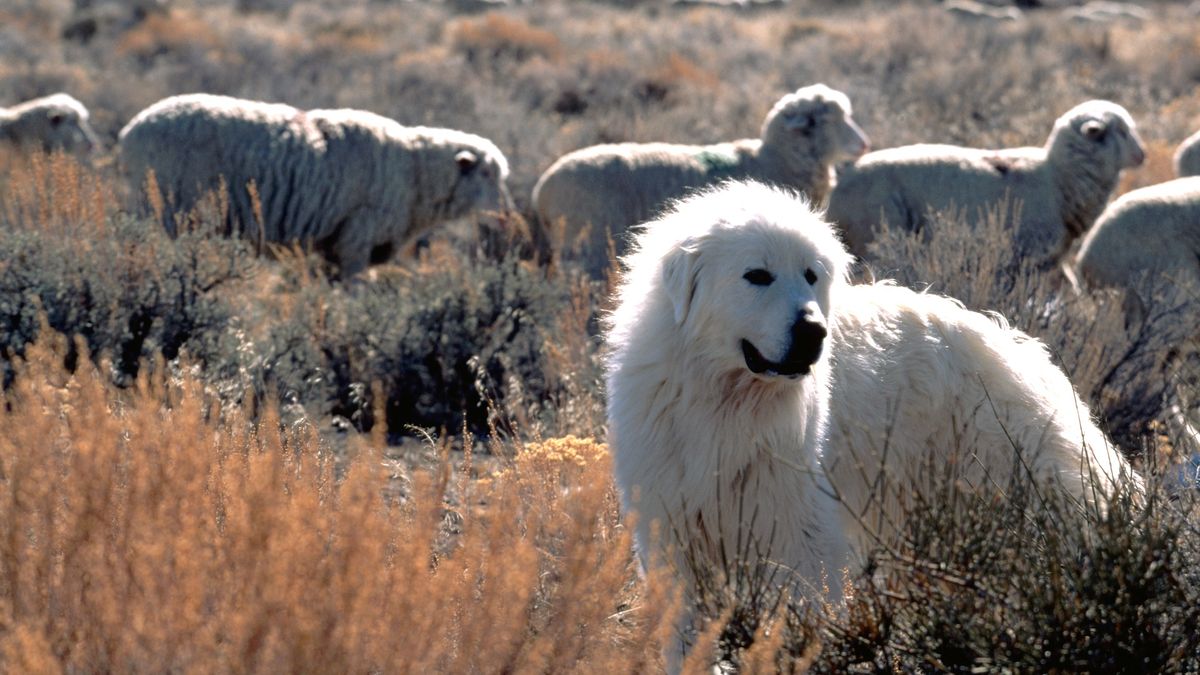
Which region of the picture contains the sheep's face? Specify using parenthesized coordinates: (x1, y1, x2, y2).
(655, 182, 849, 383)
(1049, 100, 1146, 175)
(449, 145, 514, 226)
(762, 84, 869, 165)
(15, 95, 100, 158)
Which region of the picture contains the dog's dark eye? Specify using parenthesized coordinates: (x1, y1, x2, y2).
(743, 268, 774, 286)
(804, 268, 818, 285)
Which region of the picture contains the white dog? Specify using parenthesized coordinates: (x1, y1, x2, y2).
(605, 180, 1141, 592)
(604, 181, 853, 625)
(825, 282, 1141, 551)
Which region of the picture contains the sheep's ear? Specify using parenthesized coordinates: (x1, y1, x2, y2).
(1081, 119, 1107, 140)
(455, 150, 478, 173)
(662, 239, 700, 325)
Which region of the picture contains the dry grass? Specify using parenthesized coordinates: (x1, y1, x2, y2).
(0, 340, 670, 672)
(0, 153, 114, 236)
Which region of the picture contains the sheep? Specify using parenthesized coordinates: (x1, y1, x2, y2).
(1, 93, 100, 158)
(1064, 1, 1149, 24)
(1174, 129, 1200, 177)
(944, 0, 1023, 22)
(670, 0, 790, 10)
(826, 99, 1145, 268)
(118, 93, 513, 278)
(531, 83, 869, 277)
(1074, 176, 1200, 317)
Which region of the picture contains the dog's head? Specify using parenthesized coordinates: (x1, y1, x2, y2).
(647, 181, 851, 382)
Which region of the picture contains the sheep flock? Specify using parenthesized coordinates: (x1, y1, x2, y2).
(3, 54, 1192, 306)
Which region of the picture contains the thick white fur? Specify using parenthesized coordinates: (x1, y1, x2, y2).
(605, 181, 852, 668)
(605, 181, 853, 607)
(826, 281, 1142, 551)
(536, 84, 869, 277)
(827, 99, 1145, 266)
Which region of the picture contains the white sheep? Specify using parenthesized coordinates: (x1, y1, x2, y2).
(1064, 1, 1149, 24)
(1074, 176, 1200, 311)
(944, 0, 1023, 22)
(1174, 129, 1200, 177)
(0, 93, 100, 157)
(826, 99, 1145, 267)
(532, 83, 869, 277)
(118, 93, 513, 277)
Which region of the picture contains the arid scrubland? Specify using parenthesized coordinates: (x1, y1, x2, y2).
(2, 0, 1200, 671)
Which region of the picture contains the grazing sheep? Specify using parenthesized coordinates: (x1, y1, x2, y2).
(1064, 1, 1149, 24)
(119, 93, 513, 277)
(827, 99, 1145, 267)
(1, 93, 100, 157)
(533, 83, 869, 277)
(1074, 176, 1200, 314)
(1174, 129, 1200, 177)
(670, 0, 789, 10)
(944, 0, 1023, 22)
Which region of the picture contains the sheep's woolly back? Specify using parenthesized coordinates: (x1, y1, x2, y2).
(0, 92, 98, 156)
(119, 93, 511, 276)
(1075, 176, 1200, 294)
(1174, 129, 1200, 177)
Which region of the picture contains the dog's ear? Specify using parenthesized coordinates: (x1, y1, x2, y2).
(662, 238, 700, 325)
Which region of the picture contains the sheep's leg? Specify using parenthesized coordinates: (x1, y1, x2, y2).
(328, 211, 381, 280)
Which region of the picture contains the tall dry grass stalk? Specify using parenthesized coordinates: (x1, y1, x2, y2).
(0, 337, 669, 672)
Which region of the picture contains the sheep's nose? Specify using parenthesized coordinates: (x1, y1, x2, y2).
(1130, 144, 1146, 166)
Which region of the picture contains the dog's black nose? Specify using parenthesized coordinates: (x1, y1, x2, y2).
(791, 310, 827, 344)
(775, 310, 826, 376)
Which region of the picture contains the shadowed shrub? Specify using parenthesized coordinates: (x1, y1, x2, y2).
(250, 244, 604, 438)
(0, 154, 255, 389)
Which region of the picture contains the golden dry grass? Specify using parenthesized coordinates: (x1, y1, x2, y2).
(0, 339, 677, 672)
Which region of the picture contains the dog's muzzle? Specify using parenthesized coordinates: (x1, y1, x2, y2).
(742, 314, 827, 378)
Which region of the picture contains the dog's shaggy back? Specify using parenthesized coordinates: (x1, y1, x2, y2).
(604, 181, 852, 602)
(826, 282, 1142, 550)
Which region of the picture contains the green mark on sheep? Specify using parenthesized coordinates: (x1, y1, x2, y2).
(696, 148, 740, 175)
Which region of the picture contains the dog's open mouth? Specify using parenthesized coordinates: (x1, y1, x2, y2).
(741, 339, 814, 378)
